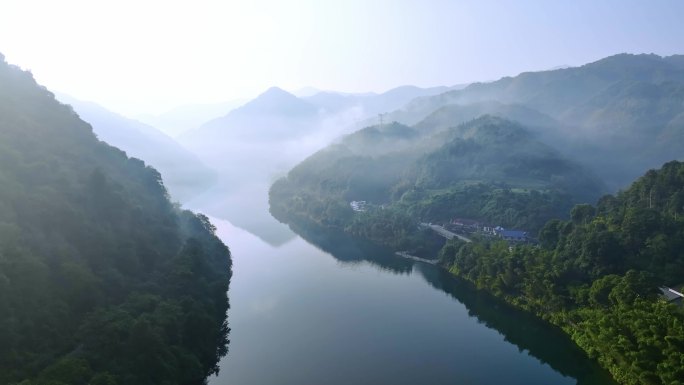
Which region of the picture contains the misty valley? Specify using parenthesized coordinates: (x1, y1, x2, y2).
(2, 46, 684, 385)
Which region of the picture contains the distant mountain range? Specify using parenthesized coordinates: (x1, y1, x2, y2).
(180, 84, 463, 147)
(432, 54, 684, 133)
(381, 53, 684, 189)
(175, 84, 466, 182)
(136, 99, 246, 137)
(56, 94, 216, 202)
(180, 87, 319, 147)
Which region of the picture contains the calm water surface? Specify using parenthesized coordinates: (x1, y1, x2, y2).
(199, 212, 614, 385)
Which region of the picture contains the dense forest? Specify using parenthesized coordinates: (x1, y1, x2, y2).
(0, 54, 232, 384)
(439, 161, 684, 385)
(270, 116, 603, 252)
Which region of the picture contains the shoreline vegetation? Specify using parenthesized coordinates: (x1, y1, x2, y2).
(270, 161, 684, 385)
(269, 54, 684, 385)
(253, 211, 619, 384)
(437, 162, 684, 385)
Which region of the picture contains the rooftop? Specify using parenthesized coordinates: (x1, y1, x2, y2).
(500, 230, 528, 238)
(660, 287, 684, 302)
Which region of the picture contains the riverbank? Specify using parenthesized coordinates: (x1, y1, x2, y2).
(395, 251, 438, 265)
(217, 208, 617, 385)
(269, 167, 684, 385)
(439, 223, 684, 385)
(443, 262, 648, 385)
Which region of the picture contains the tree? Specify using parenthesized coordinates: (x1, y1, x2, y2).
(571, 204, 595, 225)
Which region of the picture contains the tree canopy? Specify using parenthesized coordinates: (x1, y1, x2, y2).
(440, 161, 684, 385)
(0, 55, 232, 385)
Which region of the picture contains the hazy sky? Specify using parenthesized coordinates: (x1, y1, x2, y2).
(1, 0, 683, 116)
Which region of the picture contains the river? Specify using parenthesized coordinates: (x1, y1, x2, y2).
(184, 186, 616, 385)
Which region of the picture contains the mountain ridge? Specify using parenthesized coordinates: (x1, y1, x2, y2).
(270, 115, 605, 244)
(56, 93, 217, 202)
(378, 53, 684, 189)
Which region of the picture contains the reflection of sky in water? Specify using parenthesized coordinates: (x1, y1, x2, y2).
(184, 180, 297, 247)
(204, 214, 614, 385)
(248, 296, 279, 317)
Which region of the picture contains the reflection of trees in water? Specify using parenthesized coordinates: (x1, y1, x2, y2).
(287, 217, 615, 385)
(415, 266, 617, 385)
(286, 218, 414, 275)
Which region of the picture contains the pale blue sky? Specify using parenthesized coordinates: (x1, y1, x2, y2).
(0, 0, 682, 115)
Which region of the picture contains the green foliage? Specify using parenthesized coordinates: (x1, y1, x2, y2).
(399, 183, 574, 233)
(441, 161, 684, 385)
(270, 116, 603, 249)
(407, 117, 601, 200)
(0, 55, 231, 384)
(345, 207, 418, 250)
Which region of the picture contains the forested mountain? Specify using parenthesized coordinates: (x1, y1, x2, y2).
(384, 54, 684, 189)
(412, 101, 560, 134)
(181, 87, 320, 147)
(56, 94, 216, 202)
(0, 54, 232, 384)
(179, 84, 466, 161)
(270, 116, 604, 250)
(407, 116, 600, 199)
(440, 161, 684, 384)
(395, 54, 684, 125)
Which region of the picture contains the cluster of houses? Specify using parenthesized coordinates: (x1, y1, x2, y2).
(446, 218, 532, 243)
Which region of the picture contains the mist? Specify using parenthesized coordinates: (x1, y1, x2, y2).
(176, 86, 450, 244)
(3, 2, 684, 384)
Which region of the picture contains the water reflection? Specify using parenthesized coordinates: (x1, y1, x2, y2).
(185, 179, 297, 247)
(414, 265, 617, 385)
(285, 217, 414, 274)
(284, 217, 617, 385)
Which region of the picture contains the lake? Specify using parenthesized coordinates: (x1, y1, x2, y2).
(191, 197, 615, 385)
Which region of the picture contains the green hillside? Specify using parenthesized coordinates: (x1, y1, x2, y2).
(0, 55, 232, 384)
(440, 161, 684, 384)
(270, 116, 604, 250)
